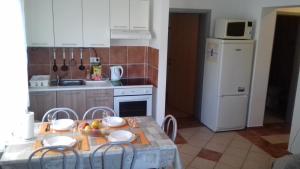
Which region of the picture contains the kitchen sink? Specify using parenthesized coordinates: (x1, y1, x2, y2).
(51, 79, 86, 86)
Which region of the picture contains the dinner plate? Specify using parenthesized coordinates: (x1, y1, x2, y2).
(42, 136, 77, 147)
(52, 119, 75, 131)
(107, 130, 136, 142)
(102, 117, 126, 127)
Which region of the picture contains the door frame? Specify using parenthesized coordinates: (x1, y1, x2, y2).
(167, 9, 211, 119)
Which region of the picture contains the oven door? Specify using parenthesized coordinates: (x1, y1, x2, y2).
(114, 95, 152, 117)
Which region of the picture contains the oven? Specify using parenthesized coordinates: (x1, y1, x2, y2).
(114, 87, 152, 117)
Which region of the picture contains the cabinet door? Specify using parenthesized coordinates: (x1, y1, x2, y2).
(53, 0, 83, 47)
(82, 0, 110, 47)
(56, 90, 86, 119)
(130, 0, 150, 30)
(25, 0, 54, 46)
(110, 0, 130, 30)
(86, 89, 113, 109)
(29, 91, 56, 121)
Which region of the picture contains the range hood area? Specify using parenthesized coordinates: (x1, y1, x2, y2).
(111, 30, 152, 40)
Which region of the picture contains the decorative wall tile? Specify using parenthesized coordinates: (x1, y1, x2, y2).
(28, 65, 50, 78)
(128, 64, 145, 78)
(27, 46, 159, 87)
(147, 47, 159, 86)
(110, 46, 127, 64)
(128, 46, 146, 64)
(28, 48, 50, 64)
(95, 48, 109, 64)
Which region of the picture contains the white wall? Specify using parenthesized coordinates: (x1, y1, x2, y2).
(247, 8, 277, 127)
(0, 0, 29, 150)
(170, 0, 251, 35)
(149, 0, 169, 124)
(244, 2, 300, 128)
(289, 21, 300, 154)
(289, 72, 300, 153)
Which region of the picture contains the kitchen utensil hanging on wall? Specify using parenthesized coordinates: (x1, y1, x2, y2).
(70, 48, 76, 66)
(61, 48, 68, 71)
(79, 48, 85, 71)
(52, 48, 58, 72)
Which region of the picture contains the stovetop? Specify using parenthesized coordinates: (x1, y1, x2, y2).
(111, 78, 152, 86)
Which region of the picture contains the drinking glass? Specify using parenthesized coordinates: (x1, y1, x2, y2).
(47, 114, 53, 132)
(102, 111, 111, 134)
(72, 120, 78, 138)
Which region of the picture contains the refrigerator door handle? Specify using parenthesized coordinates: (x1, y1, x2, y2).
(220, 94, 248, 97)
(238, 87, 245, 92)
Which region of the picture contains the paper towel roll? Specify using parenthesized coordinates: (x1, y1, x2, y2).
(22, 111, 34, 140)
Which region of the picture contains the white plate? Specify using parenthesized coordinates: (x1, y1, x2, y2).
(102, 117, 126, 127)
(42, 136, 77, 147)
(52, 119, 74, 131)
(107, 130, 136, 142)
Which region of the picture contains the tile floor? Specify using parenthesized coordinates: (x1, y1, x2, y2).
(176, 127, 277, 169)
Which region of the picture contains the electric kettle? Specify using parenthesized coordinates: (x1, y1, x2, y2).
(110, 66, 123, 81)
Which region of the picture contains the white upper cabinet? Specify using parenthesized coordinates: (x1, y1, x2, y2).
(53, 0, 83, 47)
(130, 0, 150, 30)
(25, 0, 54, 47)
(82, 0, 110, 47)
(110, 0, 130, 30)
(110, 0, 150, 31)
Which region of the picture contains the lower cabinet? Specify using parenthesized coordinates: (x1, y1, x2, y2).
(56, 90, 86, 119)
(29, 91, 56, 121)
(29, 89, 114, 120)
(86, 89, 114, 109)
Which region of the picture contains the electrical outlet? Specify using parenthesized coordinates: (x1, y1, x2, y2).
(90, 57, 96, 63)
(90, 57, 100, 64)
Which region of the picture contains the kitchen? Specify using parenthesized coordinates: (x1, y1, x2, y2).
(26, 0, 159, 121)
(2, 0, 300, 169)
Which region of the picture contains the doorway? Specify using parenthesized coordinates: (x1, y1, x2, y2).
(264, 14, 300, 125)
(166, 10, 210, 128)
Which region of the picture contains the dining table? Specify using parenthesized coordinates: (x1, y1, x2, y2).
(0, 116, 182, 169)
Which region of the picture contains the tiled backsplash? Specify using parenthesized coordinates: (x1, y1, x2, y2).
(27, 46, 159, 86)
(147, 47, 159, 86)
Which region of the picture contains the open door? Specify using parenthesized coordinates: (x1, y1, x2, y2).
(166, 13, 199, 118)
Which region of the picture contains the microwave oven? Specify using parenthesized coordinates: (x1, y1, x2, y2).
(214, 19, 253, 40)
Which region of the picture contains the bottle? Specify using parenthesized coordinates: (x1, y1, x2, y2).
(86, 68, 90, 80)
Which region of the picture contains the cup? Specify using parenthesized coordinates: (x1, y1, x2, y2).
(102, 111, 111, 132)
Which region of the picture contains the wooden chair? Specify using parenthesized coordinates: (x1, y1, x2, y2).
(27, 145, 79, 169)
(82, 106, 117, 120)
(89, 141, 136, 169)
(41, 107, 79, 122)
(161, 115, 178, 142)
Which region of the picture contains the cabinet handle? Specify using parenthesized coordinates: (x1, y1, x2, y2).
(61, 43, 78, 46)
(113, 26, 128, 29)
(62, 91, 82, 95)
(31, 42, 48, 46)
(89, 44, 107, 46)
(31, 92, 48, 96)
(133, 26, 147, 29)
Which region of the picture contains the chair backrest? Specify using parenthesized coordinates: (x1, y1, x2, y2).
(42, 108, 79, 122)
(82, 106, 117, 120)
(90, 141, 135, 169)
(27, 145, 79, 169)
(161, 115, 178, 142)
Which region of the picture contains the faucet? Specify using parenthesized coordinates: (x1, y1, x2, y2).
(56, 75, 60, 85)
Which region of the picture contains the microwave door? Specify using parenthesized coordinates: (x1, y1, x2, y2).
(227, 22, 245, 37)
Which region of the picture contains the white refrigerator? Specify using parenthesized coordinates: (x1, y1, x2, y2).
(201, 38, 254, 132)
